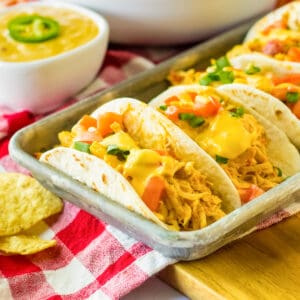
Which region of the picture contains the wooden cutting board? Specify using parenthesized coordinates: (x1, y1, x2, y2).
(159, 213, 300, 300)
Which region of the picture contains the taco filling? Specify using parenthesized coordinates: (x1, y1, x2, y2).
(228, 8, 300, 63)
(155, 87, 283, 203)
(57, 112, 225, 231)
(168, 56, 300, 119)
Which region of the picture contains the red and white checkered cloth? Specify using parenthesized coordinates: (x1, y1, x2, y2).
(1, 1, 300, 300)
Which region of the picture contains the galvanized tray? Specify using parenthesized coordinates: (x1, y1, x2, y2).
(10, 20, 300, 260)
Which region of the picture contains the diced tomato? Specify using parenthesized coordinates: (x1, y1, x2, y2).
(272, 73, 300, 85)
(72, 115, 102, 143)
(165, 95, 180, 105)
(165, 105, 194, 121)
(270, 84, 299, 101)
(291, 100, 300, 119)
(3, 0, 30, 6)
(165, 105, 180, 121)
(187, 92, 198, 102)
(287, 47, 300, 62)
(155, 149, 168, 156)
(262, 40, 284, 56)
(194, 96, 221, 117)
(78, 115, 97, 128)
(261, 20, 287, 35)
(142, 176, 165, 212)
(97, 112, 123, 137)
(238, 185, 264, 204)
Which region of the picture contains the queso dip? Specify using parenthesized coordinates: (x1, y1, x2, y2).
(0, 6, 99, 62)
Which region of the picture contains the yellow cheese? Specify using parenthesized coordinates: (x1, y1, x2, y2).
(123, 149, 162, 195)
(100, 131, 139, 150)
(196, 111, 253, 159)
(99, 131, 183, 197)
(0, 7, 99, 62)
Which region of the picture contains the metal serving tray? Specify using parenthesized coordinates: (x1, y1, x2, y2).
(10, 21, 300, 261)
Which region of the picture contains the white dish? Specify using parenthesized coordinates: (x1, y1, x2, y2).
(0, 1, 109, 113)
(54, 0, 276, 45)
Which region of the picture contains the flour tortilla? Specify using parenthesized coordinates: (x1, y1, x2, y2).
(229, 2, 300, 75)
(244, 2, 300, 42)
(229, 53, 300, 76)
(149, 84, 300, 178)
(40, 98, 241, 231)
(218, 83, 300, 149)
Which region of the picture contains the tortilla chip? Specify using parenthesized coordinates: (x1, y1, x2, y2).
(0, 235, 56, 255)
(0, 173, 63, 236)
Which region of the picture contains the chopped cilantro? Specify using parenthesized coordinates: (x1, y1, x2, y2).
(189, 116, 205, 128)
(230, 107, 245, 118)
(199, 57, 234, 86)
(216, 56, 231, 70)
(107, 144, 130, 161)
(286, 91, 299, 103)
(179, 113, 194, 121)
(179, 113, 205, 128)
(199, 70, 234, 85)
(159, 105, 168, 111)
(216, 155, 228, 164)
(218, 70, 234, 83)
(200, 72, 219, 86)
(74, 141, 90, 153)
(199, 75, 213, 86)
(275, 167, 282, 177)
(245, 64, 261, 75)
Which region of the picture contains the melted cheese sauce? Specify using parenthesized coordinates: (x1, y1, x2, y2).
(100, 131, 182, 197)
(195, 111, 253, 159)
(0, 7, 99, 62)
(123, 149, 162, 196)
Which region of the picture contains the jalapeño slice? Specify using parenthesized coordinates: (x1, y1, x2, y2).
(8, 15, 60, 43)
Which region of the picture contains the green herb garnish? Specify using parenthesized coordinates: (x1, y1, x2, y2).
(74, 141, 90, 153)
(245, 64, 261, 75)
(190, 116, 205, 128)
(106, 144, 130, 161)
(286, 91, 299, 103)
(178, 113, 194, 121)
(230, 107, 245, 118)
(275, 167, 282, 177)
(200, 56, 234, 86)
(179, 113, 205, 128)
(159, 105, 168, 111)
(216, 56, 231, 69)
(218, 70, 235, 83)
(199, 73, 219, 85)
(216, 155, 228, 164)
(199, 75, 212, 86)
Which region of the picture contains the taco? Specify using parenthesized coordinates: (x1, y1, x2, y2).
(149, 84, 300, 203)
(227, 2, 300, 75)
(167, 55, 300, 148)
(39, 98, 241, 231)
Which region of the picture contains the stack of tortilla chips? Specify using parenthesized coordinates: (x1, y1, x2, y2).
(0, 173, 63, 255)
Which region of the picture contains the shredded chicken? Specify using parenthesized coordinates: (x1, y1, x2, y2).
(155, 162, 225, 231)
(220, 113, 282, 192)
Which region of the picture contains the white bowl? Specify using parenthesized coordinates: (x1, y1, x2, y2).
(0, 1, 109, 113)
(54, 0, 276, 46)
